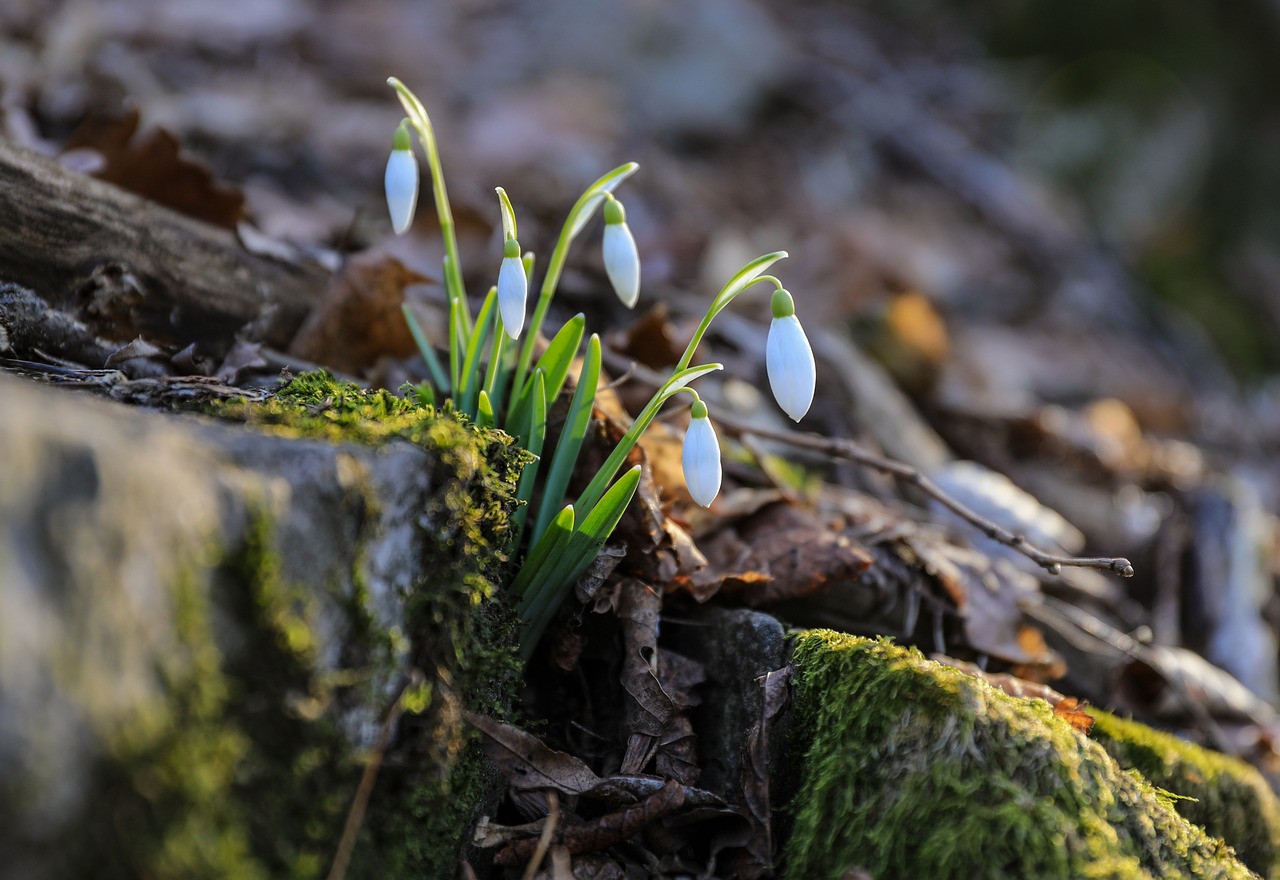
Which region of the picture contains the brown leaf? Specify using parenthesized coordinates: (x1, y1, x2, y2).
(466, 712, 603, 795)
(733, 665, 793, 879)
(62, 109, 245, 229)
(617, 579, 671, 773)
(287, 251, 427, 375)
(611, 303, 684, 371)
(1052, 697, 1096, 735)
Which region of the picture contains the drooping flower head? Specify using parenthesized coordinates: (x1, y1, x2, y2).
(766, 287, 815, 422)
(497, 237, 528, 339)
(602, 196, 640, 308)
(384, 121, 419, 235)
(681, 398, 721, 508)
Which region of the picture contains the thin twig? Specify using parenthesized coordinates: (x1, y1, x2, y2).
(521, 791, 560, 880)
(598, 348, 1134, 579)
(326, 668, 425, 880)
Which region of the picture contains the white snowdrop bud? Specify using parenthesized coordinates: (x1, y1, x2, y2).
(681, 399, 722, 508)
(497, 237, 528, 339)
(602, 197, 640, 308)
(766, 288, 816, 422)
(384, 123, 418, 235)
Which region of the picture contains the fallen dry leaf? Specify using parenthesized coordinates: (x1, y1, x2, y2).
(466, 712, 603, 795)
(287, 250, 427, 375)
(730, 665, 793, 879)
(1052, 697, 1096, 735)
(62, 108, 245, 229)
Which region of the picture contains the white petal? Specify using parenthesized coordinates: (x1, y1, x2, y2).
(681, 416, 722, 508)
(497, 256, 528, 339)
(603, 222, 640, 308)
(384, 150, 419, 235)
(766, 314, 816, 422)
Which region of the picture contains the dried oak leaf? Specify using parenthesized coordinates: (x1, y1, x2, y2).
(62, 108, 244, 229)
(1052, 697, 1096, 734)
(466, 712, 602, 795)
(697, 503, 872, 607)
(727, 665, 793, 879)
(287, 251, 427, 375)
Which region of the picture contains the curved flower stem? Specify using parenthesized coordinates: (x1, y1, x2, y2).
(512, 163, 639, 395)
(674, 251, 788, 372)
(573, 363, 722, 519)
(388, 77, 472, 338)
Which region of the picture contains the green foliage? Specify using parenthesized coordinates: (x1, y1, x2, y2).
(387, 78, 797, 658)
(784, 631, 1255, 880)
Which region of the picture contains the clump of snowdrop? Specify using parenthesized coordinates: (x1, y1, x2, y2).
(681, 397, 722, 508)
(766, 287, 816, 422)
(601, 195, 640, 308)
(384, 76, 814, 658)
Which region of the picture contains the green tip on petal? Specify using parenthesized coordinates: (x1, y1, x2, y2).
(690, 399, 708, 419)
(603, 197, 626, 226)
(503, 238, 521, 259)
(392, 122, 411, 152)
(771, 287, 796, 319)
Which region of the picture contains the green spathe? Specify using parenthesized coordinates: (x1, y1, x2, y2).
(784, 632, 1255, 880)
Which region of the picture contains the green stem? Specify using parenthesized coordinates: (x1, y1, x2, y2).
(512, 162, 638, 395)
(388, 78, 472, 339)
(674, 252, 788, 371)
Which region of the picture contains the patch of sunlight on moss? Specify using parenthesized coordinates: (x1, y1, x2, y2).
(1092, 710, 1280, 878)
(783, 631, 1256, 880)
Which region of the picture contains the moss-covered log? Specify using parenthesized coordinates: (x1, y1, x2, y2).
(0, 371, 525, 879)
(784, 632, 1261, 880)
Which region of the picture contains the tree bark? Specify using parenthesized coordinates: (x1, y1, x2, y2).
(0, 137, 326, 355)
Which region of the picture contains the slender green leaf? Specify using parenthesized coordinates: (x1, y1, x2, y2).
(401, 303, 450, 393)
(506, 313, 585, 433)
(511, 370, 547, 538)
(518, 466, 642, 658)
(412, 382, 435, 409)
(458, 287, 497, 415)
(483, 314, 508, 414)
(476, 390, 494, 428)
(531, 334, 601, 545)
(509, 504, 574, 599)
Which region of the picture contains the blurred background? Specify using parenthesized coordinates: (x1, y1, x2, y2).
(4, 0, 1280, 727)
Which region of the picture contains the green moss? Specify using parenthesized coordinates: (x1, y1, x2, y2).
(1092, 710, 1280, 878)
(783, 632, 1255, 880)
(213, 372, 526, 876)
(354, 743, 504, 880)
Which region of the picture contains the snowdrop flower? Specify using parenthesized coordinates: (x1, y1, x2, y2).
(497, 237, 528, 338)
(766, 288, 815, 422)
(602, 197, 639, 308)
(384, 122, 418, 235)
(681, 399, 721, 508)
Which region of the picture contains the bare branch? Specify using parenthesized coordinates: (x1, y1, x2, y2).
(599, 348, 1134, 579)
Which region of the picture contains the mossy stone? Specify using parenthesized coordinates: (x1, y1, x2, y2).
(783, 631, 1255, 880)
(1092, 710, 1280, 878)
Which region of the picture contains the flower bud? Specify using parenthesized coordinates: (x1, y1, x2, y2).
(384, 122, 418, 235)
(681, 399, 722, 508)
(766, 288, 815, 422)
(497, 237, 528, 339)
(602, 198, 640, 308)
